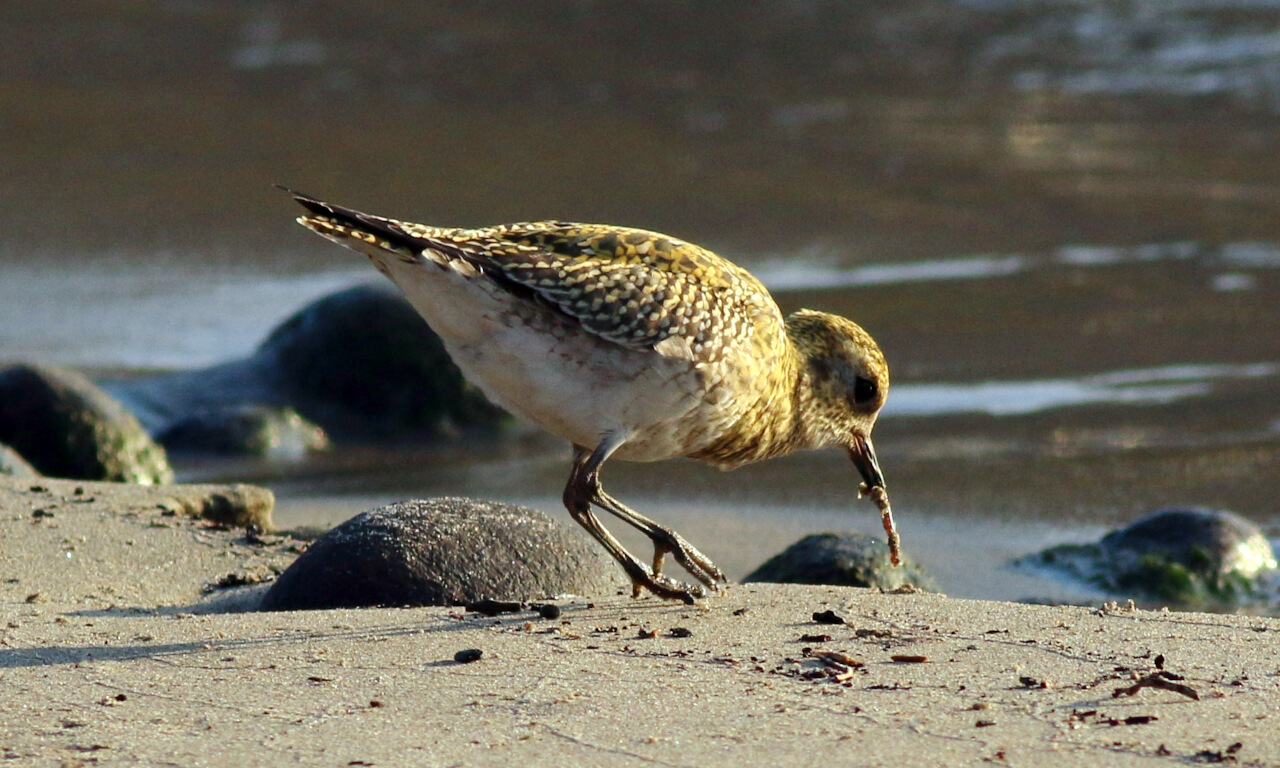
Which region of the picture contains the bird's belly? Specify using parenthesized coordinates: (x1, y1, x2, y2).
(451, 329, 709, 459)
(385, 261, 721, 459)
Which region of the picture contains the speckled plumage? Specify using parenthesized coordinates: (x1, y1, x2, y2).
(285, 189, 895, 603)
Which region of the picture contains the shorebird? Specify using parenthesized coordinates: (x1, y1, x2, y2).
(284, 189, 897, 604)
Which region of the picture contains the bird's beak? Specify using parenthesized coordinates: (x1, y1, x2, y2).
(848, 434, 885, 494)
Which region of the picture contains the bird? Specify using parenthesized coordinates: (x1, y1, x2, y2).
(283, 188, 897, 604)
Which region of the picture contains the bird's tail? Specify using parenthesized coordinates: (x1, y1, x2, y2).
(278, 185, 430, 261)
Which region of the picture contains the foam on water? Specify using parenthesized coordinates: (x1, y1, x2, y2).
(758, 239, 1277, 292)
(755, 255, 1028, 290)
(886, 363, 1280, 417)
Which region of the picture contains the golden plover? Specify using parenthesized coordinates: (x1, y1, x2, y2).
(284, 189, 897, 604)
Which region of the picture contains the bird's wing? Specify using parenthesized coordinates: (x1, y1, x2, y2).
(287, 191, 785, 364)
(437, 221, 787, 364)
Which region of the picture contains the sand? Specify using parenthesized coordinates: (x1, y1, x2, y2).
(2, 478, 1278, 767)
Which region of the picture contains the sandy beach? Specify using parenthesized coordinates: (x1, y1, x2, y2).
(1, 478, 1277, 767)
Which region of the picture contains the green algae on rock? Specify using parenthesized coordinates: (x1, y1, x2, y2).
(1018, 508, 1278, 611)
(0, 363, 173, 485)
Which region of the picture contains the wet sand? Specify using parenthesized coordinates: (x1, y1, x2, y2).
(2, 478, 1279, 766)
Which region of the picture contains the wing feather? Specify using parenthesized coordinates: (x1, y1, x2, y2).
(285, 190, 783, 364)
(426, 223, 784, 364)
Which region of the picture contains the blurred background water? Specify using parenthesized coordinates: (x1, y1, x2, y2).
(2, 1, 1279, 605)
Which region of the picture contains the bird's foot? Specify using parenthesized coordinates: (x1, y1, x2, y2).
(627, 569, 708, 605)
(650, 531, 728, 591)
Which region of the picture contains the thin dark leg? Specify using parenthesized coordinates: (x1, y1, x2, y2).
(564, 444, 698, 602)
(592, 488, 727, 589)
(563, 440, 725, 602)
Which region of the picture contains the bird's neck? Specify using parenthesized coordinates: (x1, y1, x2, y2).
(689, 344, 830, 468)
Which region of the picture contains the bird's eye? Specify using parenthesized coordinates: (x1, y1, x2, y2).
(852, 376, 878, 406)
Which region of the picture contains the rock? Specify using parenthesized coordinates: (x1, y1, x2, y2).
(256, 284, 507, 439)
(105, 284, 508, 445)
(0, 364, 173, 484)
(1102, 508, 1278, 579)
(1019, 507, 1278, 608)
(158, 405, 329, 458)
(259, 497, 623, 611)
(744, 532, 937, 592)
(0, 443, 39, 477)
(158, 484, 276, 529)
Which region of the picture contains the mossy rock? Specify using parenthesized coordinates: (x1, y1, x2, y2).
(0, 364, 172, 484)
(1018, 508, 1277, 610)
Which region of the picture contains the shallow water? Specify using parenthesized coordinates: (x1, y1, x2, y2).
(3, 1, 1280, 608)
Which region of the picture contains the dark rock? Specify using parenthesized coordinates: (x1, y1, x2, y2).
(256, 284, 507, 439)
(259, 497, 623, 611)
(811, 609, 846, 625)
(1101, 508, 1276, 578)
(1018, 507, 1278, 609)
(105, 284, 507, 444)
(744, 532, 937, 591)
(0, 364, 173, 484)
(158, 405, 329, 458)
(0, 443, 39, 477)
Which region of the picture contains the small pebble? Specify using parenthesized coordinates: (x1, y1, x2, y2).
(669, 627, 693, 638)
(454, 648, 484, 664)
(537, 603, 562, 620)
(812, 610, 846, 625)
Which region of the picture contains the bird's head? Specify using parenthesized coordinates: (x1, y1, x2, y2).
(785, 308, 890, 492)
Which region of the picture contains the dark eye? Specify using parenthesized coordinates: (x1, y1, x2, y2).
(852, 376, 878, 406)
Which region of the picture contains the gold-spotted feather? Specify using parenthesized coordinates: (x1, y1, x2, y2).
(287, 191, 781, 365)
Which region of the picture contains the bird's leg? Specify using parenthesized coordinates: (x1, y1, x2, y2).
(564, 443, 706, 604)
(574, 438, 725, 589)
(592, 487, 727, 590)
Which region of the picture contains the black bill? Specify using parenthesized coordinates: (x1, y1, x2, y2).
(848, 434, 885, 492)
